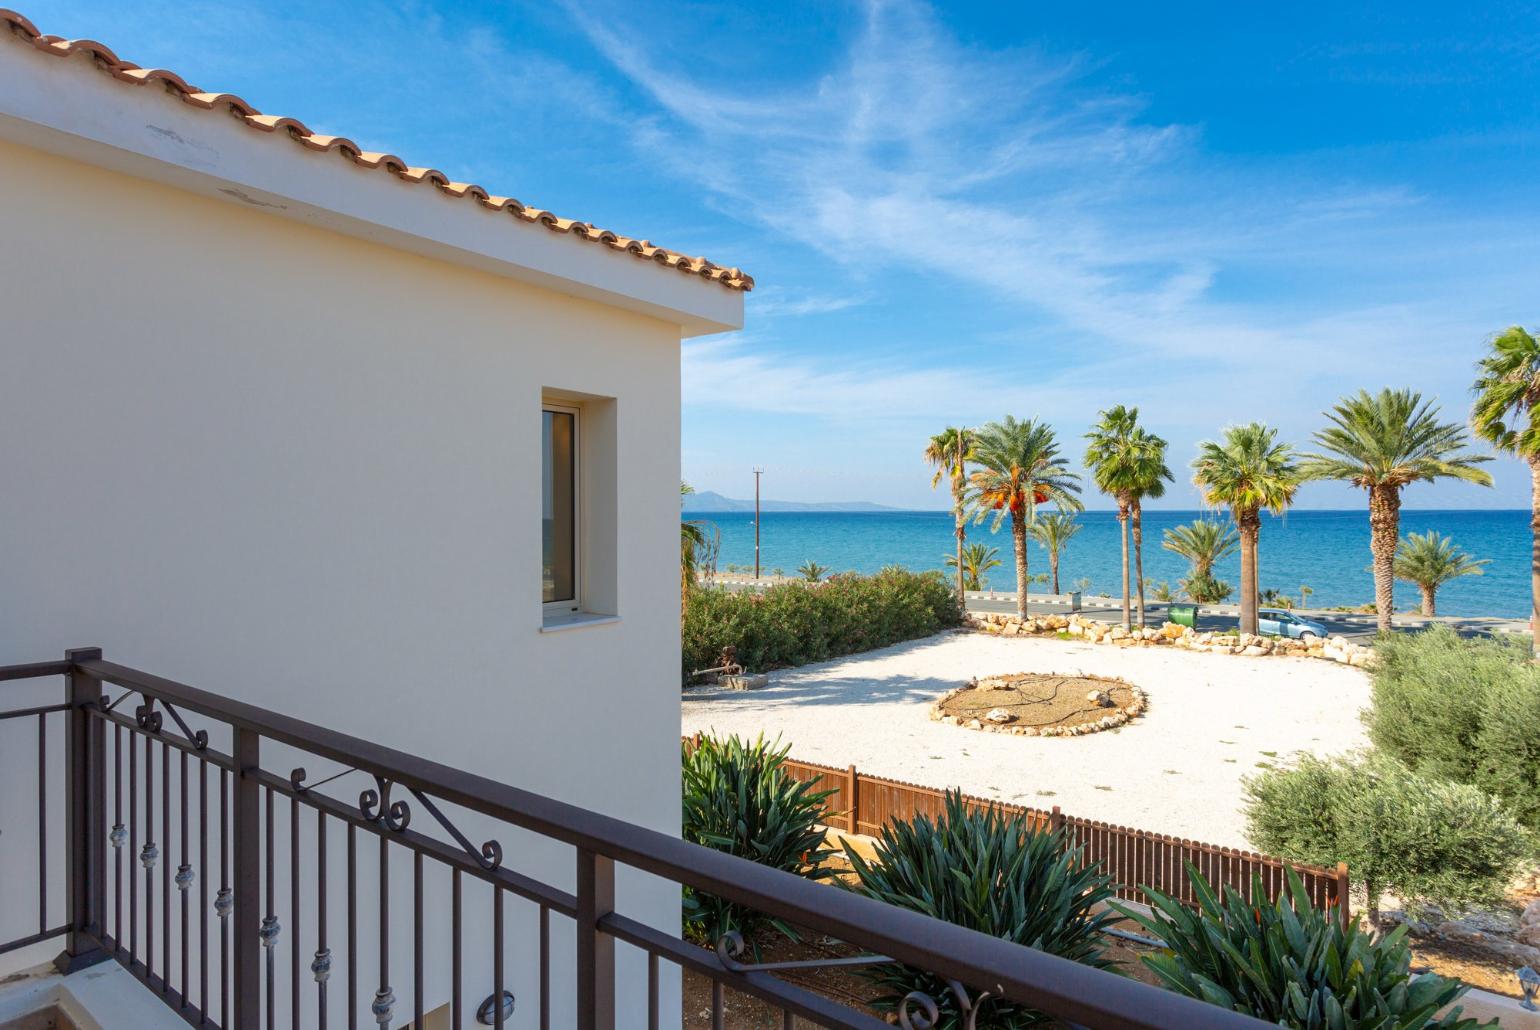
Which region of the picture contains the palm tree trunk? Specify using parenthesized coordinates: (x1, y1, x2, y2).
(1012, 512, 1030, 619)
(1117, 500, 1131, 629)
(1369, 485, 1400, 635)
(1050, 552, 1060, 595)
(1420, 586, 1435, 617)
(1531, 458, 1540, 656)
(1238, 508, 1260, 636)
(1132, 500, 1147, 629)
(953, 499, 966, 601)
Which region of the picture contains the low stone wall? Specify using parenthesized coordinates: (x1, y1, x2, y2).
(969, 611, 1376, 668)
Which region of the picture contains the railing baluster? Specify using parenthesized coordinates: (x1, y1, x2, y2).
(576, 850, 615, 1030)
(291, 795, 300, 1030)
(376, 834, 393, 1029)
(413, 852, 424, 1029)
(316, 809, 328, 1030)
(451, 869, 462, 1029)
(38, 712, 47, 935)
(180, 749, 189, 1004)
(145, 730, 155, 985)
(163, 742, 171, 993)
(493, 887, 504, 1030)
(114, 722, 123, 953)
(265, 786, 275, 1030)
(647, 953, 658, 1030)
(130, 730, 138, 959)
(199, 759, 208, 1022)
(220, 765, 230, 1030)
(711, 980, 724, 1030)
(347, 823, 357, 1030)
(539, 905, 550, 1030)
(232, 729, 260, 1030)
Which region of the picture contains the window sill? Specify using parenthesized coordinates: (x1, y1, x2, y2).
(540, 612, 621, 634)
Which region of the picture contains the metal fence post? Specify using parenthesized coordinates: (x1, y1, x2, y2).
(576, 848, 615, 1030)
(232, 728, 261, 1029)
(55, 647, 108, 972)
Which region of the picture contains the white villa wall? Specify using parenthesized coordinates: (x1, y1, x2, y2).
(0, 137, 686, 1026)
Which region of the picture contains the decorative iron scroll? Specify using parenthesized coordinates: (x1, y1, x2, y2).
(713, 930, 892, 975)
(899, 981, 997, 1030)
(289, 766, 358, 796)
(409, 788, 503, 871)
(134, 699, 162, 733)
(160, 700, 208, 750)
(359, 775, 411, 832)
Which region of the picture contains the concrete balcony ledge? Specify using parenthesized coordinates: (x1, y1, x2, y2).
(0, 960, 184, 1029)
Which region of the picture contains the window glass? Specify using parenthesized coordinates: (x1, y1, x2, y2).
(543, 409, 576, 604)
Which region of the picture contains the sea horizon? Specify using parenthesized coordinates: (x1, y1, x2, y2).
(688, 508, 1533, 618)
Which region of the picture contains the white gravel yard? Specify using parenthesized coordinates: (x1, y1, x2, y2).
(681, 629, 1371, 850)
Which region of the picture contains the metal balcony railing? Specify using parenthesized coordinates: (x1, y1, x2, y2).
(0, 651, 1270, 1029)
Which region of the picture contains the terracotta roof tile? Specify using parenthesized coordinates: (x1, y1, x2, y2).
(0, 9, 754, 291)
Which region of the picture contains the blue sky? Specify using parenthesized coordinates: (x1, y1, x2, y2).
(28, 1, 1540, 509)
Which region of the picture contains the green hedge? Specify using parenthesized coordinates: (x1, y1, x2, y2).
(683, 569, 963, 682)
(1366, 625, 1540, 829)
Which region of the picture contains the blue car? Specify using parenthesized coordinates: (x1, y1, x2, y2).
(1257, 608, 1327, 641)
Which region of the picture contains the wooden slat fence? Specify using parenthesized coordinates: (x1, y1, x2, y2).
(684, 736, 1350, 927)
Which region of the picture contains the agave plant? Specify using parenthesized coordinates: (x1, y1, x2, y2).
(681, 735, 836, 945)
(1122, 865, 1490, 1029)
(846, 790, 1116, 1028)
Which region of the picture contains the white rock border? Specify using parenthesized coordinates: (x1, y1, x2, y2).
(929, 672, 1148, 737)
(968, 612, 1376, 668)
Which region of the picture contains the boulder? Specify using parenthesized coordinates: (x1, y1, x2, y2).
(985, 707, 1014, 724)
(1240, 645, 1268, 657)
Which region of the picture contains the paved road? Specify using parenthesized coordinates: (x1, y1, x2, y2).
(964, 596, 1526, 644)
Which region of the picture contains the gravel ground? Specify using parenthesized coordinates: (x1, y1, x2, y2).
(681, 629, 1371, 849)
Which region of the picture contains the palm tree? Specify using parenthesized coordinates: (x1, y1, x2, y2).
(944, 542, 1003, 591)
(1472, 325, 1540, 648)
(1028, 511, 1082, 594)
(681, 482, 702, 613)
(797, 560, 828, 582)
(1191, 424, 1301, 636)
(1161, 519, 1238, 604)
(969, 417, 1082, 618)
(925, 427, 975, 600)
(1085, 406, 1172, 629)
(1302, 389, 1492, 634)
(1393, 531, 1488, 616)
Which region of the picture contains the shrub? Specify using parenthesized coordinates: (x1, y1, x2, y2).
(1366, 626, 1540, 826)
(681, 568, 963, 681)
(680, 734, 834, 945)
(846, 791, 1116, 1028)
(1124, 866, 1491, 1028)
(1244, 753, 1531, 922)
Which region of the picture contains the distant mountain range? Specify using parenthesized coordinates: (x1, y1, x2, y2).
(682, 490, 896, 513)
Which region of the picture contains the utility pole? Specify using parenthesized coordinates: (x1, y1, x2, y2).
(753, 467, 764, 579)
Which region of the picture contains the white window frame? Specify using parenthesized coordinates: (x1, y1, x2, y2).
(542, 402, 581, 616)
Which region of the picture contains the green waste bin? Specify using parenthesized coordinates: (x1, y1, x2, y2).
(1168, 603, 1198, 628)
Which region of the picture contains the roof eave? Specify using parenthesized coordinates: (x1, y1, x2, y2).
(0, 39, 744, 337)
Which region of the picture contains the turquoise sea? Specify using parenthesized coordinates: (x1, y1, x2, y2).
(693, 509, 1533, 618)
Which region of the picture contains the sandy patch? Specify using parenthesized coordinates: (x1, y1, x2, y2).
(681, 629, 1371, 849)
